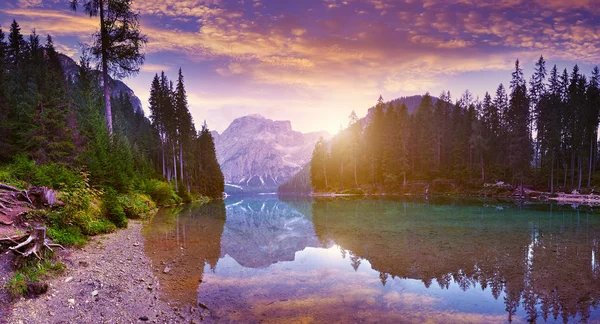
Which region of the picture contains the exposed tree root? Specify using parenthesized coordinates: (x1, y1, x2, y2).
(0, 183, 20, 192)
(0, 227, 64, 260)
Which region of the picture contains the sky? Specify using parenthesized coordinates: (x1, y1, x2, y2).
(1, 0, 599, 135)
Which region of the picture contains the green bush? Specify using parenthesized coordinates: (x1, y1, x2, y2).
(86, 219, 117, 235)
(102, 188, 127, 228)
(47, 224, 87, 247)
(339, 188, 365, 195)
(142, 179, 181, 206)
(118, 193, 155, 219)
(8, 154, 81, 189)
(0, 168, 27, 189)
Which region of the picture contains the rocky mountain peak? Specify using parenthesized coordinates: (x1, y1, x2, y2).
(215, 115, 329, 193)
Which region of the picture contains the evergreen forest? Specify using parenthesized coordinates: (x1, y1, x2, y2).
(306, 58, 600, 195)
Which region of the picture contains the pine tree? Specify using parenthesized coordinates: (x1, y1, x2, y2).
(310, 137, 329, 189)
(348, 110, 361, 187)
(70, 0, 148, 136)
(7, 20, 24, 67)
(507, 59, 531, 192)
(197, 122, 224, 198)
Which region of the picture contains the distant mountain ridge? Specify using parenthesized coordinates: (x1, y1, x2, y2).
(58, 54, 143, 113)
(363, 95, 438, 124)
(214, 114, 329, 193)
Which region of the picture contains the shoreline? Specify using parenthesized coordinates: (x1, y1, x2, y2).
(7, 220, 206, 323)
(309, 191, 600, 205)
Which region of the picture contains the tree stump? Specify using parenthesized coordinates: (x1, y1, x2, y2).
(1, 227, 64, 259)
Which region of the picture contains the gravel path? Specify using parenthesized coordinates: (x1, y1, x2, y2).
(7, 221, 207, 324)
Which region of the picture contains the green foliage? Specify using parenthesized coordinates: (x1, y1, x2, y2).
(0, 168, 27, 189)
(47, 224, 87, 247)
(141, 179, 181, 206)
(118, 192, 155, 218)
(3, 155, 81, 189)
(339, 188, 365, 195)
(5, 258, 65, 298)
(102, 188, 127, 228)
(5, 273, 27, 298)
(177, 182, 192, 203)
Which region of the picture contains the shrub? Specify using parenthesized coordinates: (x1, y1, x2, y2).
(47, 224, 87, 247)
(102, 188, 127, 228)
(142, 179, 181, 206)
(118, 193, 155, 219)
(339, 188, 365, 195)
(8, 155, 81, 189)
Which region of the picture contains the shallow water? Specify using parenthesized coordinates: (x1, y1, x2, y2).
(142, 196, 600, 323)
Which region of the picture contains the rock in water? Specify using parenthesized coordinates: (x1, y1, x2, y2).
(214, 114, 329, 193)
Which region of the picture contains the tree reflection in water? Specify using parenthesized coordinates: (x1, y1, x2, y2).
(143, 196, 600, 323)
(307, 198, 600, 323)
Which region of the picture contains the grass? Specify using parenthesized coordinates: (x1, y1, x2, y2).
(5, 258, 66, 298)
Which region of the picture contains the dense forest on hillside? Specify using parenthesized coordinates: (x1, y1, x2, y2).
(303, 58, 600, 195)
(0, 19, 224, 251)
(0, 20, 223, 198)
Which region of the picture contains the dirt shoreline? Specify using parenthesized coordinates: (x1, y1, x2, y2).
(6, 220, 207, 324)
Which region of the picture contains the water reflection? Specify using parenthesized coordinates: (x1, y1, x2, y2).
(142, 202, 226, 306)
(143, 197, 600, 323)
(221, 197, 325, 268)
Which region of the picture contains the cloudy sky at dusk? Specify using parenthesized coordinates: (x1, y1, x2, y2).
(1, 0, 599, 134)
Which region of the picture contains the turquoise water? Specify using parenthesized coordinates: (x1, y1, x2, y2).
(143, 196, 600, 323)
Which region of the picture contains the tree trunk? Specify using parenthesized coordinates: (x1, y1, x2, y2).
(479, 152, 484, 183)
(550, 152, 554, 194)
(340, 162, 344, 190)
(353, 159, 358, 187)
(589, 132, 594, 188)
(563, 160, 567, 189)
(577, 156, 583, 190)
(172, 142, 178, 188)
(324, 163, 328, 188)
(179, 141, 184, 182)
(371, 161, 375, 187)
(161, 137, 166, 178)
(571, 150, 575, 187)
(99, 0, 113, 137)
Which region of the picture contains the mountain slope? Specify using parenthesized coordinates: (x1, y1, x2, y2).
(214, 114, 329, 193)
(58, 54, 143, 112)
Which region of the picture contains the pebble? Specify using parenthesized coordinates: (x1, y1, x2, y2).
(64, 277, 73, 283)
(68, 299, 75, 306)
(91, 290, 98, 297)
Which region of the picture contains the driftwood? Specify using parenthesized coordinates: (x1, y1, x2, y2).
(0, 227, 64, 259)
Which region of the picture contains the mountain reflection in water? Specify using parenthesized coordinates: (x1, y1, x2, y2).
(142, 197, 600, 323)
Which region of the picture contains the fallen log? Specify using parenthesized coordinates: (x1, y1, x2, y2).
(0, 227, 64, 259)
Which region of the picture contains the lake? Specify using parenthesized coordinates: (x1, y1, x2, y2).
(142, 196, 600, 323)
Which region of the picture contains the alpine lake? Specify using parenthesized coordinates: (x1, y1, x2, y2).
(142, 195, 600, 323)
